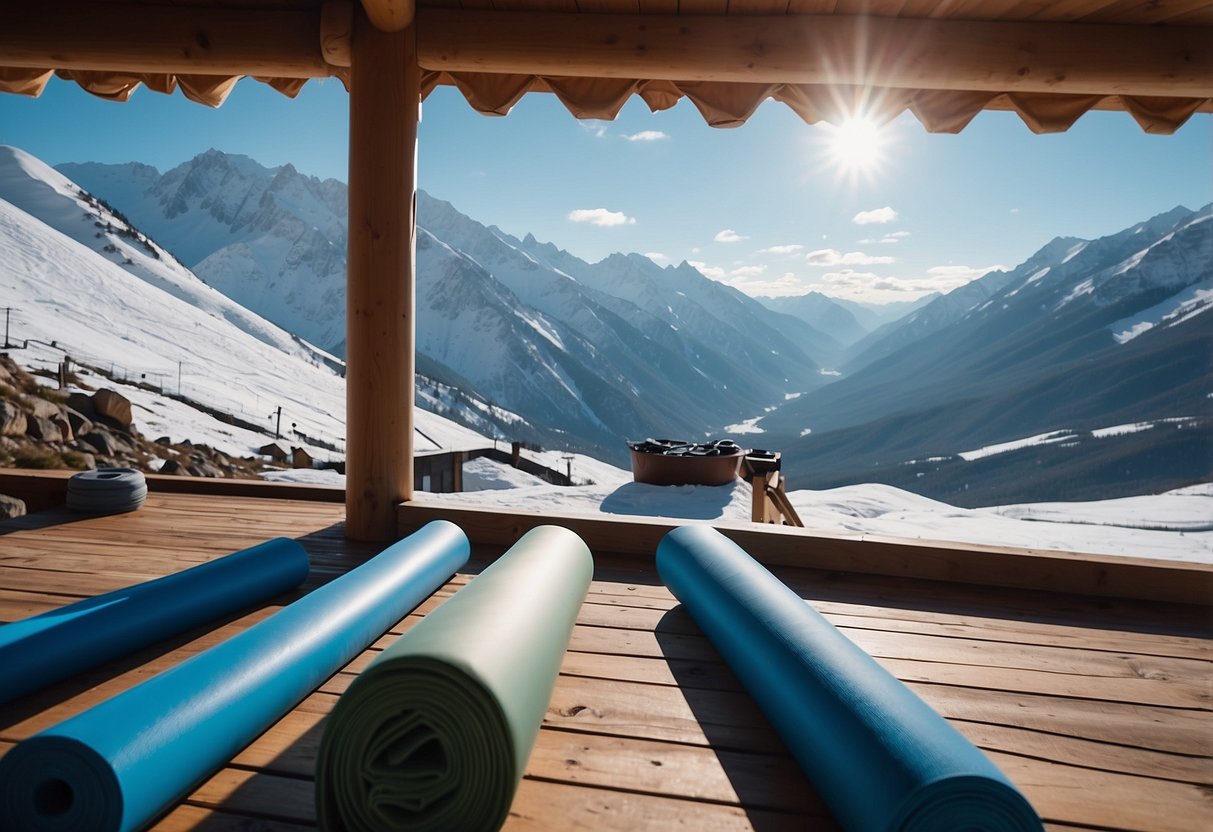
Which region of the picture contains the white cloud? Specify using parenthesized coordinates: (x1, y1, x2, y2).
(688, 260, 726, 280)
(714, 229, 749, 243)
(757, 244, 805, 255)
(691, 262, 808, 297)
(1010, 207, 1020, 214)
(729, 265, 767, 278)
(821, 269, 883, 287)
(805, 248, 896, 267)
(622, 130, 669, 142)
(853, 206, 898, 225)
(808, 262, 1006, 304)
(644, 252, 669, 264)
(879, 231, 911, 244)
(568, 208, 636, 227)
(730, 270, 809, 296)
(688, 261, 769, 283)
(691, 247, 701, 254)
(885, 231, 911, 238)
(927, 264, 1005, 284)
(580, 120, 610, 139)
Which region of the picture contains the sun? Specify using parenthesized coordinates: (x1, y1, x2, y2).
(828, 116, 884, 172)
(824, 115, 887, 178)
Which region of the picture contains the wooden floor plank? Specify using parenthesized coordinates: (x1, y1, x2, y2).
(0, 490, 1208, 832)
(542, 673, 1212, 758)
(990, 751, 1210, 832)
(575, 591, 1213, 661)
(556, 641, 1209, 711)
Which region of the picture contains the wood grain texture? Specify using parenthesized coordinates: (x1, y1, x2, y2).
(416, 8, 1213, 97)
(0, 1, 334, 77)
(344, 7, 418, 540)
(1, 490, 1208, 830)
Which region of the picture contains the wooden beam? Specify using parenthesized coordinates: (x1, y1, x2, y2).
(417, 10, 1213, 99)
(345, 7, 419, 541)
(361, 0, 416, 33)
(4, 4, 1207, 99)
(322, 0, 355, 68)
(0, 1, 338, 77)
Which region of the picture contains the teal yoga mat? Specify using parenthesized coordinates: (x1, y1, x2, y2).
(656, 525, 1043, 832)
(0, 537, 309, 706)
(316, 525, 593, 832)
(0, 520, 469, 832)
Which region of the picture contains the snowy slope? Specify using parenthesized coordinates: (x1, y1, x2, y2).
(0, 146, 328, 364)
(0, 173, 491, 461)
(61, 153, 840, 462)
(61, 150, 349, 351)
(419, 477, 1211, 563)
(760, 204, 1213, 504)
(8, 145, 1206, 557)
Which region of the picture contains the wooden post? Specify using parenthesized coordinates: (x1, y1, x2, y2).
(751, 473, 770, 524)
(345, 6, 417, 541)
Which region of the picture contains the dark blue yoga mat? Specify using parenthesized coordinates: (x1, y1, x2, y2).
(656, 525, 1042, 832)
(0, 520, 469, 832)
(0, 537, 310, 706)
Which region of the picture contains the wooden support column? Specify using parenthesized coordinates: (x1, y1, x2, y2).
(345, 6, 418, 541)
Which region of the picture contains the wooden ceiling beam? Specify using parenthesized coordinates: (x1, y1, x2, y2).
(361, 0, 416, 33)
(0, 1, 337, 78)
(416, 10, 1213, 99)
(2, 4, 1208, 99)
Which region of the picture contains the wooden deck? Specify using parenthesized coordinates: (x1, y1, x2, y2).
(1, 491, 1210, 831)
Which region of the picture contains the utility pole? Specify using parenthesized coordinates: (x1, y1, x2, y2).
(270, 406, 283, 439)
(3, 307, 10, 348)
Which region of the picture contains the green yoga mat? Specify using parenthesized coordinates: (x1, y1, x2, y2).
(316, 525, 593, 832)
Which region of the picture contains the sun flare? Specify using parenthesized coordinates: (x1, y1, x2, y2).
(826, 116, 885, 175)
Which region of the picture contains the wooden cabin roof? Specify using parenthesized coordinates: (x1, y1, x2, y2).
(1, 0, 1210, 132)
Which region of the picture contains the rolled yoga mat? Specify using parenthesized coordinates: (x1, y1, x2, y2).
(0, 520, 470, 832)
(0, 536, 310, 706)
(316, 524, 593, 832)
(656, 525, 1042, 832)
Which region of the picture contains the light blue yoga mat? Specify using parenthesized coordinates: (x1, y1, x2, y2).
(0, 520, 470, 832)
(0, 537, 310, 706)
(656, 525, 1043, 832)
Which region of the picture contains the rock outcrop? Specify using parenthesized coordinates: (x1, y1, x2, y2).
(0, 354, 271, 484)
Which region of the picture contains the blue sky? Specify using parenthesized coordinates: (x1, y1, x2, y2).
(2, 77, 1209, 304)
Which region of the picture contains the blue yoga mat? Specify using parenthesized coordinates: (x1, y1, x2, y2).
(656, 525, 1042, 832)
(0, 537, 310, 706)
(0, 520, 469, 832)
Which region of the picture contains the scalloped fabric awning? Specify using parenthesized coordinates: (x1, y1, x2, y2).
(2, 66, 1209, 135)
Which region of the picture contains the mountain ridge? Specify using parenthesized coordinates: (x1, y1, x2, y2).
(40, 147, 1211, 502)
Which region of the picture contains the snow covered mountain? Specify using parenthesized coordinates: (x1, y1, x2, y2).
(60, 150, 837, 463)
(758, 291, 868, 350)
(759, 205, 1212, 504)
(0, 145, 499, 462)
(42, 147, 1210, 502)
(59, 150, 350, 352)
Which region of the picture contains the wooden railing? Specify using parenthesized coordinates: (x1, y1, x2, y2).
(1, 469, 1208, 605)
